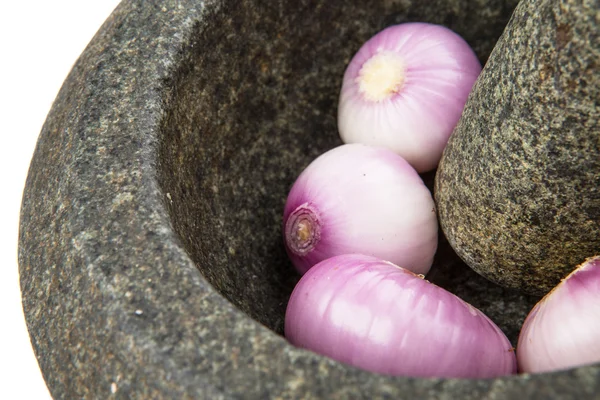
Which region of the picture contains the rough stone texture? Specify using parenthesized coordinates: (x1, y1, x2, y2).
(435, 0, 600, 296)
(18, 0, 600, 398)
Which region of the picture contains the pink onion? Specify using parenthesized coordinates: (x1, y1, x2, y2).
(337, 23, 482, 172)
(283, 144, 437, 275)
(517, 256, 600, 373)
(285, 254, 517, 378)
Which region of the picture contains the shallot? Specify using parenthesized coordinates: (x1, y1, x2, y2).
(285, 254, 517, 378)
(517, 256, 600, 373)
(338, 23, 481, 172)
(283, 144, 437, 275)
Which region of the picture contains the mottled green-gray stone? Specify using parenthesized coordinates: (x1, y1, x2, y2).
(435, 0, 599, 295)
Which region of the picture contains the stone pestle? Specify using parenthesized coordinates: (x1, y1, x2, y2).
(435, 0, 599, 295)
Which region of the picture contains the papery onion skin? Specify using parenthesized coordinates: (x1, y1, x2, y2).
(338, 23, 482, 173)
(285, 254, 517, 378)
(517, 256, 600, 374)
(283, 143, 437, 275)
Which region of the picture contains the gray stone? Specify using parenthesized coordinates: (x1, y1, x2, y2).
(18, 0, 600, 398)
(435, 0, 599, 296)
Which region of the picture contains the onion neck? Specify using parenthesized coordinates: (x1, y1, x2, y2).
(285, 203, 321, 256)
(356, 51, 406, 102)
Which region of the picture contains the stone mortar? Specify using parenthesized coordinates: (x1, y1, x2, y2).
(19, 0, 600, 398)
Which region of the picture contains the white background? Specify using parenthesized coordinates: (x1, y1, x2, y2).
(1, 2, 122, 397)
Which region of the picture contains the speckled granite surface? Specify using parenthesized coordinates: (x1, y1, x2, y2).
(435, 0, 600, 295)
(19, 0, 600, 398)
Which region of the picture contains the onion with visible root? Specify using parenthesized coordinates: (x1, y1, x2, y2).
(283, 144, 437, 275)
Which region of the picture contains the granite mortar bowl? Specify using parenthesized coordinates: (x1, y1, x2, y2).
(18, 0, 600, 398)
